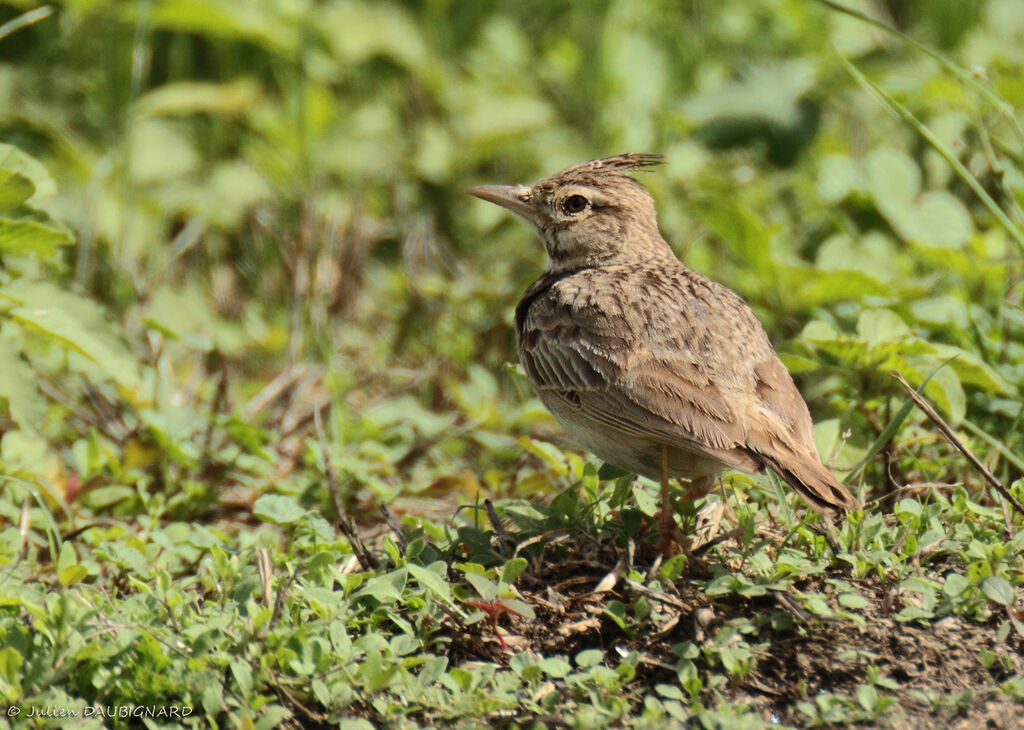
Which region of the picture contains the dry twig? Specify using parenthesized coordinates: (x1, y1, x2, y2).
(891, 371, 1024, 524)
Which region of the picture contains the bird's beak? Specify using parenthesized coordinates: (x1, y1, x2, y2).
(467, 185, 545, 228)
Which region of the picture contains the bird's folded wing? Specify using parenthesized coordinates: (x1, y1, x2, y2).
(519, 317, 754, 471)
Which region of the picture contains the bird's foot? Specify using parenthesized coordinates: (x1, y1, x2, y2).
(655, 507, 692, 555)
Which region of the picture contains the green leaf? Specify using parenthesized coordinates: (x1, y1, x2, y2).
(0, 218, 71, 258)
(903, 191, 973, 248)
(357, 569, 408, 604)
(538, 656, 572, 678)
(58, 565, 89, 586)
(980, 576, 1015, 606)
(856, 309, 910, 348)
(800, 594, 834, 617)
(603, 600, 628, 629)
(0, 326, 47, 432)
(865, 146, 919, 208)
(598, 462, 631, 480)
(129, 119, 200, 183)
(321, 1, 428, 68)
(838, 592, 869, 610)
(252, 495, 306, 526)
(942, 573, 970, 598)
(5, 280, 142, 392)
(500, 557, 528, 585)
(407, 562, 453, 604)
(57, 542, 78, 572)
(0, 171, 34, 211)
(135, 79, 261, 119)
(856, 683, 879, 712)
(231, 659, 253, 695)
(148, 0, 299, 52)
(0, 143, 57, 203)
(463, 571, 499, 601)
(0, 647, 24, 683)
(817, 154, 861, 203)
(800, 270, 889, 304)
(201, 681, 224, 716)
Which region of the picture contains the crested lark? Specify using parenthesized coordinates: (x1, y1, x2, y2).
(468, 154, 859, 550)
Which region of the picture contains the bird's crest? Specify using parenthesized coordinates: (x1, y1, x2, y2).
(562, 153, 663, 176)
(536, 153, 663, 193)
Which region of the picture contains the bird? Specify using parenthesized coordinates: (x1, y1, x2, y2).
(468, 153, 859, 552)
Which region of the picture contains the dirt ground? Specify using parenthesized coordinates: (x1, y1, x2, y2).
(448, 537, 1024, 729)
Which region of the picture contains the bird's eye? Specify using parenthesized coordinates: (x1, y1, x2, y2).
(562, 194, 589, 214)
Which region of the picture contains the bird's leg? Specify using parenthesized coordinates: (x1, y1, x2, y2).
(656, 444, 681, 554)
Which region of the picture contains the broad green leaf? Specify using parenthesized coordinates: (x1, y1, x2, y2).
(500, 557, 528, 585)
(856, 309, 910, 348)
(57, 541, 78, 572)
(148, 0, 299, 52)
(856, 684, 879, 712)
(463, 571, 499, 601)
(812, 419, 841, 463)
(356, 569, 408, 604)
(680, 59, 816, 127)
(58, 565, 89, 586)
(230, 659, 253, 695)
(134, 79, 261, 119)
(4, 280, 142, 393)
(839, 592, 869, 609)
(817, 154, 861, 204)
(0, 218, 71, 258)
(814, 231, 904, 284)
(0, 325, 47, 431)
(801, 319, 840, 343)
(407, 562, 453, 604)
(929, 343, 1009, 393)
(201, 681, 225, 716)
(0, 648, 24, 683)
(800, 270, 889, 304)
(202, 161, 273, 229)
(321, 1, 428, 68)
(911, 296, 969, 328)
(537, 656, 571, 678)
(0, 143, 56, 203)
(501, 597, 535, 619)
(903, 191, 973, 248)
(0, 430, 48, 471)
(252, 495, 306, 526)
(980, 575, 1015, 606)
(942, 573, 969, 597)
(0, 171, 34, 211)
(866, 146, 920, 207)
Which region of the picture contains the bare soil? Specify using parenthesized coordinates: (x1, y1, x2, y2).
(448, 537, 1024, 729)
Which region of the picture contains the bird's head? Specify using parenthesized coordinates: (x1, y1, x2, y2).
(468, 153, 672, 272)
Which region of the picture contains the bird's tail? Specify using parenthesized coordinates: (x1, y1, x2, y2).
(759, 451, 860, 513)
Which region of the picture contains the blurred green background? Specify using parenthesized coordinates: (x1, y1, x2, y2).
(2, 1, 1024, 726)
(1, 0, 1022, 517)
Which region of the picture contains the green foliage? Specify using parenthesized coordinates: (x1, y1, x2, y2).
(0, 0, 1023, 727)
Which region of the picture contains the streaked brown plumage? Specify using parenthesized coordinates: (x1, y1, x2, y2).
(468, 154, 858, 547)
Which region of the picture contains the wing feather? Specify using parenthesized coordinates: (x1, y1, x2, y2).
(517, 272, 750, 467)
